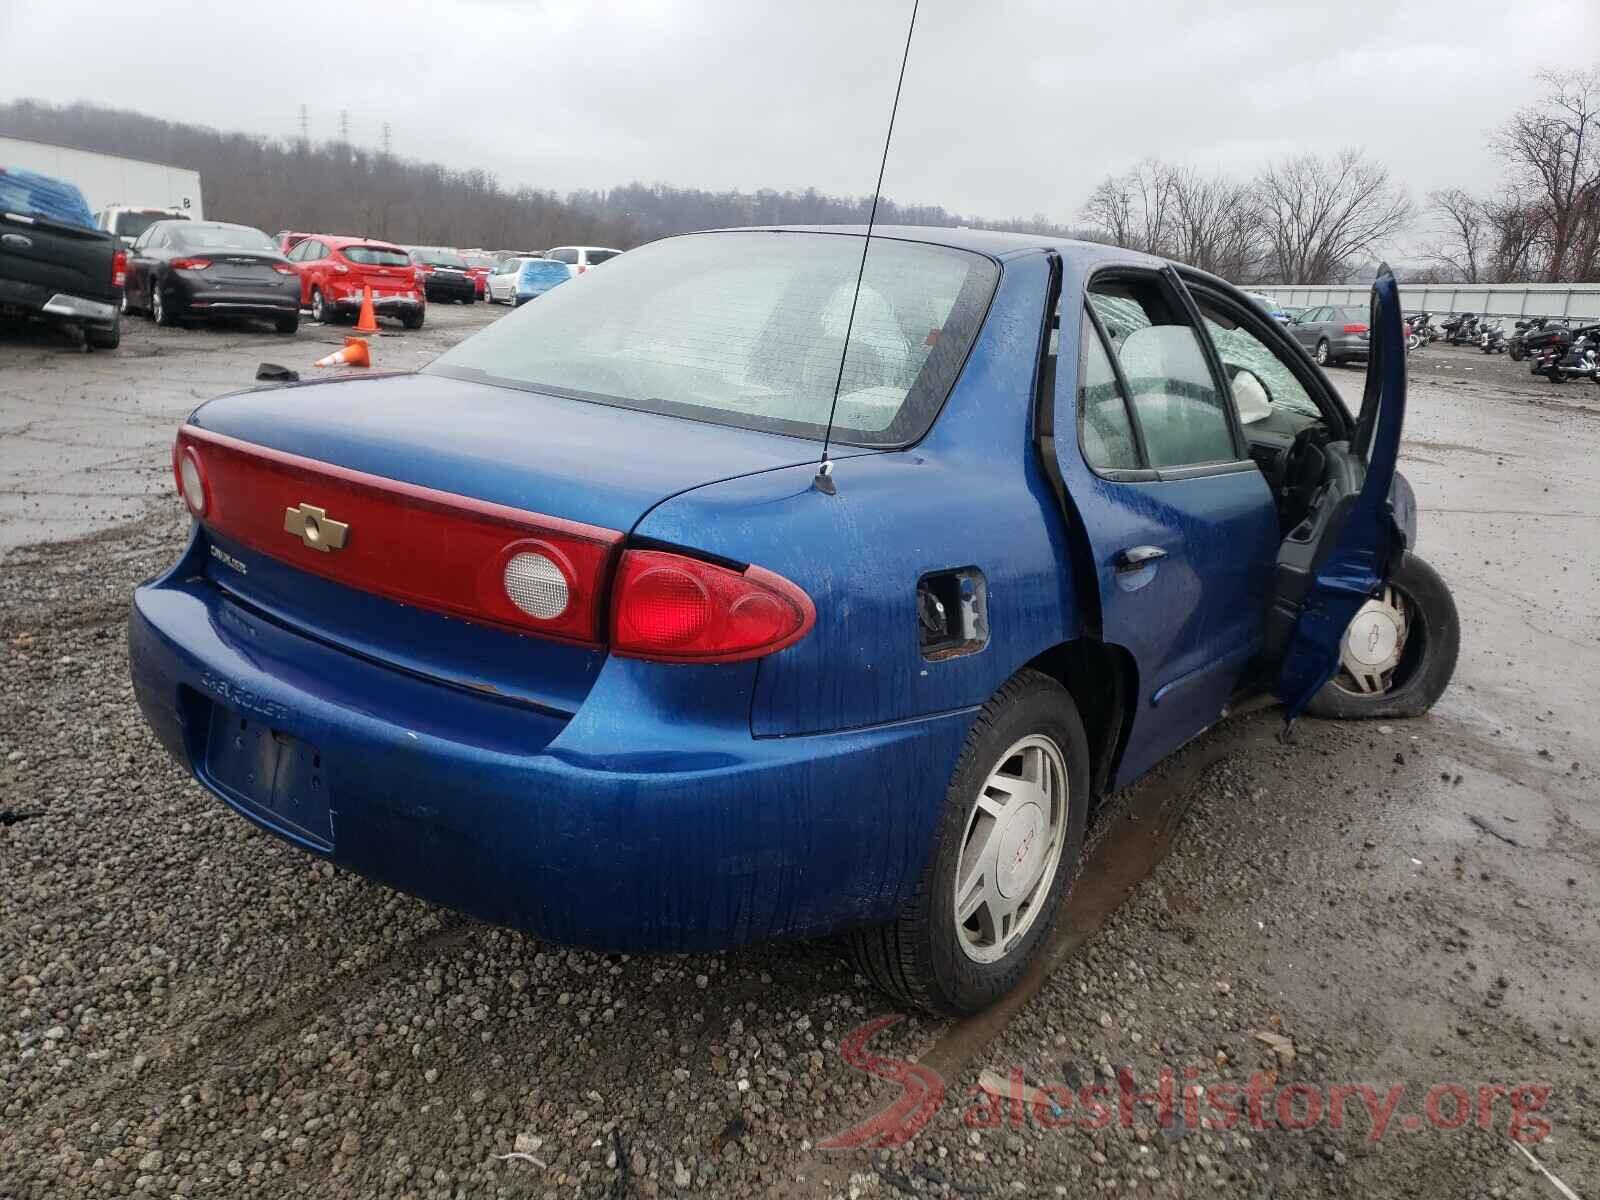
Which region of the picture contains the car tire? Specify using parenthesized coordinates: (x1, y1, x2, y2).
(151, 280, 176, 327)
(1304, 552, 1459, 721)
(849, 669, 1089, 1016)
(402, 310, 425, 330)
(85, 316, 120, 350)
(310, 288, 328, 324)
(275, 314, 299, 334)
(1314, 339, 1331, 367)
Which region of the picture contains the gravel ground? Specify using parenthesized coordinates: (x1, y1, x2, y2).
(1, 317, 1596, 1198)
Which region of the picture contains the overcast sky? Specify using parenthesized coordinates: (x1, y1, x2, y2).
(3, 0, 1596, 239)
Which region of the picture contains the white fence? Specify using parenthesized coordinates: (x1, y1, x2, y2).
(1251, 283, 1600, 323)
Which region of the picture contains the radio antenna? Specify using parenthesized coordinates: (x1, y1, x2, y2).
(814, 0, 919, 496)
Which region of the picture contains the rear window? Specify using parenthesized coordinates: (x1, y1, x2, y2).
(0, 167, 94, 229)
(344, 245, 412, 267)
(1336, 306, 1368, 323)
(174, 225, 278, 253)
(428, 230, 1000, 446)
(420, 250, 467, 268)
(519, 260, 570, 282)
(585, 249, 619, 265)
(116, 211, 183, 239)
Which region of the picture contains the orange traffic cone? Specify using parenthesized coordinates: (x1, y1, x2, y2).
(313, 336, 372, 369)
(354, 284, 379, 334)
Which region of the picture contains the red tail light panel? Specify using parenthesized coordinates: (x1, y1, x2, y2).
(611, 549, 816, 664)
(177, 426, 623, 645)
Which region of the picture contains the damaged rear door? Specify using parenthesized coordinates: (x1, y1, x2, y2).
(1269, 267, 1408, 721)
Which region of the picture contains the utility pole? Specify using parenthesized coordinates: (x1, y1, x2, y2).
(338, 109, 350, 145)
(381, 122, 393, 158)
(297, 104, 309, 145)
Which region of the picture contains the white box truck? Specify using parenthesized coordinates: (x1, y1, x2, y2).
(0, 136, 204, 244)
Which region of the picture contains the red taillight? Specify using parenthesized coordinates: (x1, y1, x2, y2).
(171, 257, 212, 271)
(175, 426, 622, 645)
(611, 549, 815, 663)
(1343, 323, 1368, 334)
(112, 248, 127, 289)
(272, 263, 295, 275)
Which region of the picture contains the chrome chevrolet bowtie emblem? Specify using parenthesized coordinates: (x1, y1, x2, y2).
(283, 502, 349, 553)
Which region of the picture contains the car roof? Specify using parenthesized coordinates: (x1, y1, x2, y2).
(314, 234, 407, 251)
(692, 223, 1163, 266)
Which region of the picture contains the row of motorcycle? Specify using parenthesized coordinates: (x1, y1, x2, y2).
(1404, 311, 1600, 383)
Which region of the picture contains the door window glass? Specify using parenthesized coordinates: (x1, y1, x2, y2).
(1088, 278, 1237, 468)
(1196, 299, 1321, 422)
(1078, 314, 1140, 470)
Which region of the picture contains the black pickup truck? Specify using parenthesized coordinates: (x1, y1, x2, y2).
(0, 166, 123, 349)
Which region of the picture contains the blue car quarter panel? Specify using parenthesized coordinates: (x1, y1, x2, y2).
(129, 533, 975, 951)
(632, 252, 1084, 738)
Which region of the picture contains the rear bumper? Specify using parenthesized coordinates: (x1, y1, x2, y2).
(0, 276, 118, 324)
(329, 293, 423, 317)
(1329, 334, 1369, 361)
(128, 545, 969, 951)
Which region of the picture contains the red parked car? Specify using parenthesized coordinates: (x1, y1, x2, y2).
(284, 234, 425, 329)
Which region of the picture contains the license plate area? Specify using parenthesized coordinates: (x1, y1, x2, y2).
(203, 706, 333, 851)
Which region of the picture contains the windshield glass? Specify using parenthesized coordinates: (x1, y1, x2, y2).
(116, 211, 182, 239)
(428, 231, 999, 445)
(344, 245, 412, 266)
(174, 224, 279, 253)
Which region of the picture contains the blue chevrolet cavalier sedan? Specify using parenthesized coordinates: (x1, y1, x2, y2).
(129, 227, 1458, 1014)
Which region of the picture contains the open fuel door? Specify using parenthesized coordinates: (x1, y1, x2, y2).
(1268, 267, 1408, 722)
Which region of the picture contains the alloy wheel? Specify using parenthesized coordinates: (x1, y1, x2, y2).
(151, 287, 164, 325)
(953, 734, 1069, 964)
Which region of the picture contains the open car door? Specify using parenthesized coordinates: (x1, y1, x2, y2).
(1268, 267, 1408, 722)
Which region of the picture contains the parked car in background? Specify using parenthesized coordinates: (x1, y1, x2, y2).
(1242, 290, 1290, 322)
(96, 205, 190, 247)
(405, 246, 477, 303)
(1286, 303, 1370, 365)
(287, 234, 424, 329)
(545, 244, 621, 274)
(129, 226, 1455, 1016)
(123, 220, 299, 333)
(462, 251, 495, 299)
(511, 257, 573, 306)
(485, 254, 541, 304)
(1279, 304, 1307, 322)
(0, 164, 124, 349)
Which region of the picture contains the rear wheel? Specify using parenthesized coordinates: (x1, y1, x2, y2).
(1314, 339, 1331, 367)
(1305, 552, 1459, 720)
(1509, 344, 1523, 362)
(151, 281, 176, 327)
(402, 310, 425, 330)
(275, 314, 299, 334)
(849, 670, 1089, 1015)
(310, 287, 328, 324)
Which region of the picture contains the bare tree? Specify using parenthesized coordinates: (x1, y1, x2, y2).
(1494, 69, 1600, 282)
(1424, 187, 1488, 281)
(1255, 149, 1412, 283)
(1167, 165, 1267, 281)
(1080, 173, 1138, 251)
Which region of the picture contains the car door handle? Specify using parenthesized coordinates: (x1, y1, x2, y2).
(1115, 545, 1167, 572)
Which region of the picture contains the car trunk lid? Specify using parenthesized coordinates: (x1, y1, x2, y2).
(182, 371, 832, 713)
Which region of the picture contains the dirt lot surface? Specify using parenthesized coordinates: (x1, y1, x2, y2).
(1, 317, 1597, 1199)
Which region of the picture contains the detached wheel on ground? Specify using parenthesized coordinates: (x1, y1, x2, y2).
(1306, 551, 1460, 720)
(850, 669, 1089, 1015)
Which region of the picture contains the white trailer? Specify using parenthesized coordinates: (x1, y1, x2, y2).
(0, 136, 204, 234)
